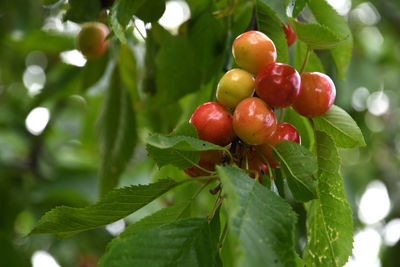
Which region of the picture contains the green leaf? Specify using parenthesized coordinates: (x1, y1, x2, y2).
(283, 107, 315, 151)
(274, 141, 318, 202)
(146, 123, 226, 169)
(99, 218, 219, 267)
(313, 105, 366, 148)
(96, 66, 137, 196)
(119, 43, 139, 107)
(64, 0, 100, 23)
(308, 0, 353, 79)
(303, 131, 353, 267)
(81, 55, 109, 92)
(109, 2, 127, 43)
(217, 166, 303, 267)
(29, 179, 182, 239)
(291, 0, 307, 18)
(135, 0, 165, 22)
(258, 0, 288, 24)
(289, 18, 343, 49)
(256, 0, 289, 63)
(294, 40, 324, 73)
(104, 202, 191, 253)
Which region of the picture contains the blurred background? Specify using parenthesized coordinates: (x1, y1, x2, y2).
(0, 0, 399, 266)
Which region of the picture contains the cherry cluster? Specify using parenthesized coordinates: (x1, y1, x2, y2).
(186, 30, 336, 181)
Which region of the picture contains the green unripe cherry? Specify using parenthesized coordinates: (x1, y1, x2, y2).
(216, 69, 255, 109)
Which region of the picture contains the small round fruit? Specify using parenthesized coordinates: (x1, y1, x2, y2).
(190, 102, 235, 146)
(233, 97, 277, 145)
(257, 122, 300, 168)
(255, 62, 301, 108)
(282, 24, 296, 47)
(216, 69, 255, 108)
(76, 22, 109, 59)
(184, 150, 225, 177)
(292, 72, 336, 118)
(232, 31, 277, 74)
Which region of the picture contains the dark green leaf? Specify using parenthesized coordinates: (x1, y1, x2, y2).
(303, 131, 353, 267)
(64, 0, 100, 23)
(135, 0, 165, 22)
(274, 141, 318, 202)
(256, 0, 289, 63)
(146, 123, 226, 169)
(292, 0, 307, 18)
(99, 218, 219, 267)
(217, 166, 303, 267)
(97, 66, 137, 196)
(294, 40, 324, 73)
(313, 105, 366, 148)
(119, 43, 139, 107)
(81, 55, 109, 92)
(289, 18, 343, 49)
(308, 0, 353, 79)
(29, 179, 182, 239)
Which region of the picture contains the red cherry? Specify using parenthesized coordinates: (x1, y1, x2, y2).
(184, 150, 225, 177)
(255, 62, 301, 108)
(232, 31, 277, 74)
(282, 24, 297, 47)
(233, 97, 277, 145)
(76, 22, 109, 59)
(190, 102, 235, 146)
(257, 122, 300, 168)
(292, 72, 336, 118)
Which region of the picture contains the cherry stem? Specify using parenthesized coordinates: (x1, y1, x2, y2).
(208, 194, 225, 221)
(133, 20, 146, 40)
(255, 147, 274, 181)
(177, 151, 216, 175)
(300, 48, 312, 74)
(209, 183, 222, 195)
(218, 221, 229, 252)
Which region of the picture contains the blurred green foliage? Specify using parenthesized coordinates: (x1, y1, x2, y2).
(0, 0, 400, 266)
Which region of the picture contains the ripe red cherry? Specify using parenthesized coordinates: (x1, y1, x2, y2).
(257, 122, 300, 168)
(76, 22, 109, 59)
(233, 97, 277, 145)
(184, 150, 225, 177)
(292, 72, 336, 118)
(255, 62, 301, 108)
(190, 102, 235, 146)
(232, 31, 277, 74)
(282, 24, 297, 47)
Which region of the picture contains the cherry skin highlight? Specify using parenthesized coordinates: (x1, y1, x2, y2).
(76, 22, 109, 59)
(255, 62, 301, 108)
(257, 122, 300, 168)
(292, 72, 336, 118)
(282, 24, 297, 47)
(216, 68, 255, 109)
(232, 31, 277, 74)
(233, 97, 277, 145)
(190, 102, 235, 146)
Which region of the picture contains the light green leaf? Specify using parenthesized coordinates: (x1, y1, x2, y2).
(258, 0, 288, 24)
(146, 123, 226, 169)
(256, 0, 289, 63)
(308, 0, 353, 79)
(303, 131, 353, 267)
(109, 2, 127, 43)
(289, 18, 343, 49)
(274, 141, 318, 202)
(291, 0, 307, 18)
(294, 40, 324, 73)
(99, 218, 219, 267)
(313, 105, 366, 148)
(217, 166, 303, 267)
(97, 66, 137, 196)
(29, 179, 182, 239)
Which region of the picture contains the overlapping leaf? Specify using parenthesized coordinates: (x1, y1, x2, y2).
(283, 107, 315, 151)
(218, 166, 303, 267)
(256, 0, 289, 63)
(308, 0, 353, 79)
(303, 131, 353, 266)
(146, 123, 226, 169)
(29, 179, 181, 239)
(313, 105, 366, 148)
(99, 218, 219, 267)
(274, 141, 318, 202)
